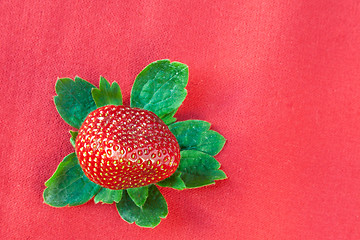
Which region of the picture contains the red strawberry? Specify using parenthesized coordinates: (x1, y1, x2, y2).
(75, 105, 180, 190)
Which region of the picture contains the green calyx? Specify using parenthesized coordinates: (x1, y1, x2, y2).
(44, 59, 227, 228)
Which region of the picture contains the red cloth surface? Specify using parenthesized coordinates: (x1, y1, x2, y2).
(1, 0, 360, 239)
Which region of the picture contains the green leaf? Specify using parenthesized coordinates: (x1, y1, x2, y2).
(94, 188, 123, 204)
(176, 150, 227, 188)
(169, 120, 226, 156)
(127, 186, 149, 207)
(161, 109, 177, 125)
(54, 76, 97, 129)
(116, 185, 168, 228)
(156, 172, 186, 190)
(91, 76, 123, 108)
(69, 131, 78, 148)
(130, 59, 188, 119)
(43, 153, 101, 207)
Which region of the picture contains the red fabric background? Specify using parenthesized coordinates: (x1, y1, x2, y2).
(1, 0, 360, 239)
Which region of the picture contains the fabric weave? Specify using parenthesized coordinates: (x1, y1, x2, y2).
(1, 0, 359, 239)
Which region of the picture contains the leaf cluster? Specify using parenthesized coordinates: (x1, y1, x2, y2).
(44, 60, 227, 228)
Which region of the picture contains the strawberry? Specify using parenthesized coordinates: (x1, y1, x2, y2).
(75, 105, 180, 190)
